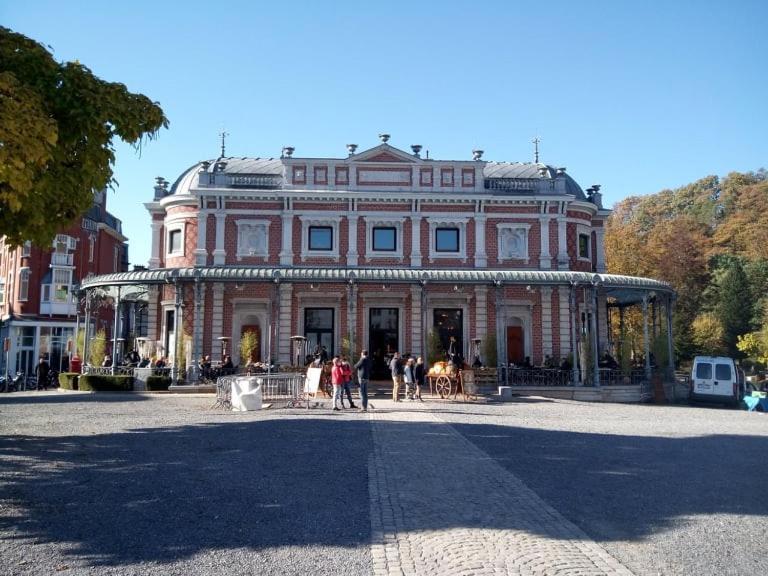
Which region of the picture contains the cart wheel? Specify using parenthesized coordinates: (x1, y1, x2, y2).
(435, 375, 451, 399)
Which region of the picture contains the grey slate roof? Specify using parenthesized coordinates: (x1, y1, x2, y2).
(167, 157, 587, 200)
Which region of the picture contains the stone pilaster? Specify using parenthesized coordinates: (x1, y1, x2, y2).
(149, 221, 162, 269)
(474, 215, 487, 268)
(212, 212, 226, 265)
(539, 216, 551, 269)
(595, 227, 606, 273)
(279, 214, 293, 266)
(195, 210, 208, 265)
(347, 215, 359, 266)
(410, 215, 422, 267)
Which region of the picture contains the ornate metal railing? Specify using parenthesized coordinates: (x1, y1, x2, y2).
(498, 368, 573, 387)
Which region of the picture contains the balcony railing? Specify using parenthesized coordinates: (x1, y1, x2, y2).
(51, 253, 74, 266)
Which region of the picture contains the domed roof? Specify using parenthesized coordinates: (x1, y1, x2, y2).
(483, 162, 586, 200)
(167, 157, 284, 196)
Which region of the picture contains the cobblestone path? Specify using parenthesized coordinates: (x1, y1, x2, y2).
(367, 407, 635, 576)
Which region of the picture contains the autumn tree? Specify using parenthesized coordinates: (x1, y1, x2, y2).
(0, 27, 168, 247)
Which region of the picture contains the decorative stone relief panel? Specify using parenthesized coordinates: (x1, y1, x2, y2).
(497, 223, 531, 263)
(235, 219, 270, 261)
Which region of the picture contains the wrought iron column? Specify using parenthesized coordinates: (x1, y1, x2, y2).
(421, 280, 428, 364)
(591, 285, 600, 387)
(111, 286, 122, 375)
(642, 293, 651, 382)
(172, 281, 183, 383)
(569, 283, 580, 386)
(191, 273, 202, 380)
(666, 294, 676, 378)
(83, 291, 92, 371)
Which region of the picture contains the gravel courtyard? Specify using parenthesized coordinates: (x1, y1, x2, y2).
(1, 391, 766, 575)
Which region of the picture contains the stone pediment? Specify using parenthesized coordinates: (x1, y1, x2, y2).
(351, 144, 417, 164)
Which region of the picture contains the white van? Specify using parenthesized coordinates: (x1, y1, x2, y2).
(690, 356, 745, 406)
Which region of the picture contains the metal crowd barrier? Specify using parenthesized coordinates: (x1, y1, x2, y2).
(214, 372, 307, 410)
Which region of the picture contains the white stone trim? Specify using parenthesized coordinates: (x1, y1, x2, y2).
(559, 287, 571, 360)
(496, 223, 531, 263)
(235, 219, 271, 261)
(594, 227, 606, 273)
(539, 216, 551, 269)
(428, 216, 469, 263)
(365, 216, 405, 261)
(299, 215, 342, 262)
(410, 215, 422, 267)
(474, 215, 487, 268)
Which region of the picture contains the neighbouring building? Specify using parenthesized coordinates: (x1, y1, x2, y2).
(81, 137, 674, 384)
(0, 190, 129, 375)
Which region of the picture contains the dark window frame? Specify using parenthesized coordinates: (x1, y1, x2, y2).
(168, 229, 182, 254)
(578, 233, 590, 259)
(372, 226, 397, 252)
(435, 227, 460, 253)
(308, 226, 333, 251)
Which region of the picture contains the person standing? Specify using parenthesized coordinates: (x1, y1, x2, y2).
(414, 356, 426, 401)
(354, 349, 372, 412)
(390, 352, 403, 402)
(35, 356, 50, 390)
(403, 357, 415, 400)
(340, 357, 356, 409)
(330, 356, 344, 411)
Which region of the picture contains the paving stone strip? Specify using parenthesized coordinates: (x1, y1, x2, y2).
(367, 407, 635, 576)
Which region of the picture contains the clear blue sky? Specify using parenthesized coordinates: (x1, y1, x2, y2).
(4, 0, 767, 266)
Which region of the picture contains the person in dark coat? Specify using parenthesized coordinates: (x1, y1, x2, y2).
(414, 356, 426, 401)
(354, 349, 372, 412)
(35, 356, 50, 390)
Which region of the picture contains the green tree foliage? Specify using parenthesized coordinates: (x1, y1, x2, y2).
(240, 330, 259, 366)
(0, 27, 168, 247)
(691, 313, 726, 356)
(606, 170, 768, 361)
(713, 259, 752, 356)
(89, 329, 106, 366)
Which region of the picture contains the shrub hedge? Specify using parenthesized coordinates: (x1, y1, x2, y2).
(59, 372, 79, 390)
(78, 375, 133, 392)
(146, 375, 171, 391)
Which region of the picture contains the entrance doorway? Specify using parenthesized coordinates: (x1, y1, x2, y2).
(433, 308, 463, 363)
(506, 326, 524, 365)
(369, 308, 398, 378)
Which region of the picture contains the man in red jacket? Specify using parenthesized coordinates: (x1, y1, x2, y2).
(331, 356, 344, 411)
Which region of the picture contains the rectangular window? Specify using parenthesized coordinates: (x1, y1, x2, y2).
(308, 226, 333, 251)
(435, 228, 460, 252)
(715, 363, 732, 380)
(0, 280, 5, 304)
(441, 168, 454, 186)
(372, 227, 397, 252)
(420, 168, 433, 186)
(695, 363, 712, 379)
(42, 285, 51, 302)
(21, 241, 31, 257)
(169, 230, 182, 254)
(18, 269, 29, 301)
(304, 307, 334, 357)
(578, 233, 590, 258)
(462, 168, 475, 187)
(52, 268, 71, 302)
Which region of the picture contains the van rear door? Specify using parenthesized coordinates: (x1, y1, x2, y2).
(712, 361, 734, 398)
(693, 360, 713, 395)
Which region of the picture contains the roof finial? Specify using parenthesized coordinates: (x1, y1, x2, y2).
(219, 129, 229, 158)
(532, 136, 541, 163)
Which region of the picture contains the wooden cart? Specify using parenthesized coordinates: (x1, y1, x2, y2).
(427, 362, 479, 400)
